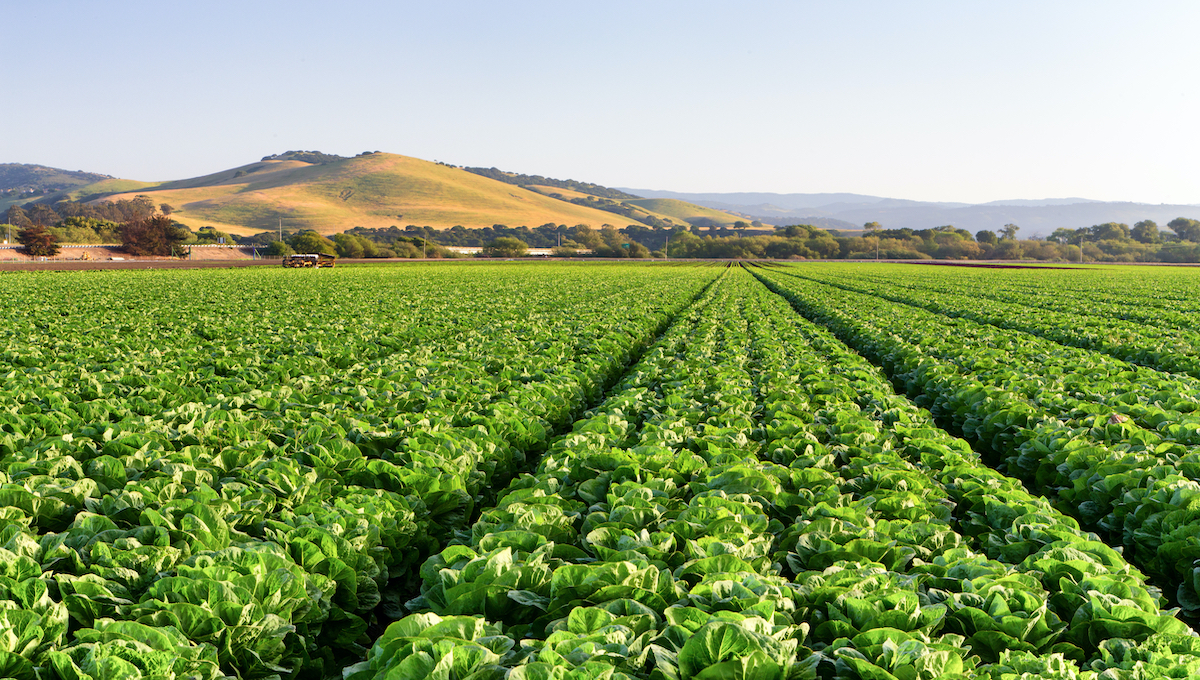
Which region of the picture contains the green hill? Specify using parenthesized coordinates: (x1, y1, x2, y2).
(0, 164, 123, 215)
(98, 153, 642, 236)
(0, 163, 113, 192)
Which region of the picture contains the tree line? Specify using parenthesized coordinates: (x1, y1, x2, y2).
(6, 196, 1200, 263)
(236, 224, 656, 259)
(459, 167, 639, 200)
(241, 218, 1200, 262)
(3, 198, 234, 257)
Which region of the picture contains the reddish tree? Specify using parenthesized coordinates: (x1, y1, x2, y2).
(121, 214, 189, 256)
(18, 224, 60, 257)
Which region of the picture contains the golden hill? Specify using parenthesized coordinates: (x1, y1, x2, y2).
(524, 186, 749, 230)
(623, 198, 747, 227)
(97, 153, 648, 236)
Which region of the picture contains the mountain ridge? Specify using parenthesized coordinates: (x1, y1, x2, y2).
(618, 188, 1200, 235)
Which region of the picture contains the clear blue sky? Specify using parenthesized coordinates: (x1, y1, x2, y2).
(5, 1, 1198, 204)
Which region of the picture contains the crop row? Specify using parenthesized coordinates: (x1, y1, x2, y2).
(783, 264, 1200, 379)
(353, 267, 1198, 680)
(756, 266, 1200, 620)
(763, 266, 1200, 473)
(0, 264, 722, 678)
(829, 264, 1200, 331)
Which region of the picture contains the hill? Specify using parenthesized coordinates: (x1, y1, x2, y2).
(519, 185, 749, 230)
(462, 167, 638, 199)
(523, 185, 689, 229)
(97, 153, 642, 236)
(622, 198, 746, 228)
(620, 188, 1200, 236)
(0, 163, 113, 193)
(0, 163, 121, 214)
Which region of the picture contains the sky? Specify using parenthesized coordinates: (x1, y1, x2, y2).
(5, 1, 1199, 204)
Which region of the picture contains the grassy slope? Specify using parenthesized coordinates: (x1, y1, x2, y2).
(525, 185, 597, 202)
(65, 178, 163, 200)
(525, 185, 683, 228)
(623, 198, 746, 226)
(97, 154, 633, 235)
(526, 185, 753, 229)
(2, 179, 164, 222)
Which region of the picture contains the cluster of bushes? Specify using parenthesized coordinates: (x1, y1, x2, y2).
(239, 224, 656, 259)
(237, 218, 1200, 262)
(240, 230, 462, 259)
(459, 167, 639, 199)
(6, 196, 160, 228)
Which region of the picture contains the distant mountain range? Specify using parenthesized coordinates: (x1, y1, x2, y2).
(617, 189, 1200, 236)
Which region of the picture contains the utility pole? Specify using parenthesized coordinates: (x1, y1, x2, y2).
(423, 238, 427, 259)
(1079, 233, 1084, 264)
(664, 231, 669, 260)
(278, 217, 282, 243)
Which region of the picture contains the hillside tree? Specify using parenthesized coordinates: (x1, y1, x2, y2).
(28, 203, 59, 226)
(5, 204, 32, 228)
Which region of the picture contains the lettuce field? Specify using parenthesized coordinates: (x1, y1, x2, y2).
(2, 261, 1199, 680)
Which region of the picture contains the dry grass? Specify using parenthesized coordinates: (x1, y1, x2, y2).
(97, 154, 634, 234)
(623, 198, 745, 226)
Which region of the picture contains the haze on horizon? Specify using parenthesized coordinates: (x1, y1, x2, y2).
(4, 1, 1198, 206)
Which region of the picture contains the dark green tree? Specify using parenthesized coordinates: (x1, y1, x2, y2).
(264, 240, 295, 257)
(627, 241, 651, 258)
(1047, 228, 1080, 244)
(1168, 218, 1200, 242)
(482, 237, 528, 258)
(1131, 220, 1160, 244)
(288, 231, 337, 255)
(332, 233, 365, 258)
(975, 229, 998, 244)
(1090, 222, 1130, 241)
(194, 226, 234, 244)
